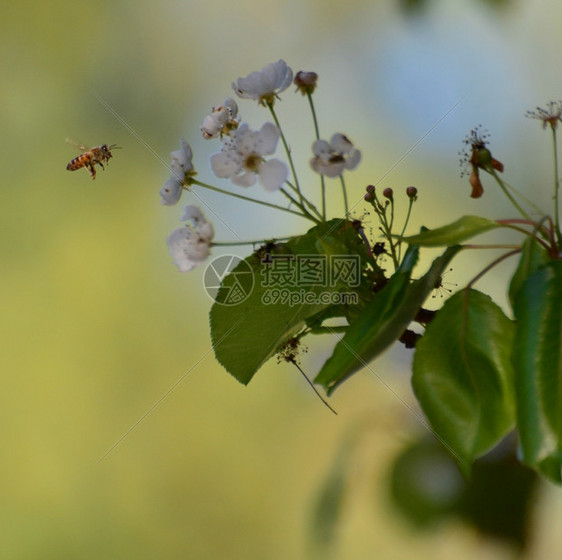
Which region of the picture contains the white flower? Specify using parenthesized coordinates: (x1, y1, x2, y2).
(170, 139, 195, 182)
(159, 139, 196, 206)
(232, 59, 293, 106)
(180, 205, 215, 240)
(167, 205, 214, 272)
(180, 204, 205, 223)
(201, 98, 240, 139)
(310, 133, 361, 178)
(210, 122, 288, 191)
(160, 177, 183, 206)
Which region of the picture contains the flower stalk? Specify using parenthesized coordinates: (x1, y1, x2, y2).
(306, 91, 327, 219)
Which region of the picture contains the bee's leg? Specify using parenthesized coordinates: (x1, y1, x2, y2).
(86, 163, 96, 179)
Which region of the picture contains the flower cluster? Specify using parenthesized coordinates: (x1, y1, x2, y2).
(160, 59, 363, 272)
(155, 60, 562, 489)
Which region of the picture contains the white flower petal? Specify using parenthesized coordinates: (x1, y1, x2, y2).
(232, 72, 261, 99)
(179, 206, 215, 241)
(201, 114, 221, 139)
(312, 139, 332, 159)
(330, 133, 354, 154)
(231, 170, 257, 188)
(170, 139, 193, 178)
(310, 156, 344, 178)
(180, 205, 205, 223)
(199, 221, 214, 242)
(223, 97, 238, 117)
(232, 60, 293, 102)
(257, 123, 280, 155)
(167, 228, 201, 272)
(262, 59, 293, 93)
(160, 177, 183, 206)
(261, 64, 280, 93)
(258, 159, 287, 191)
(344, 149, 361, 170)
(236, 126, 258, 155)
(210, 152, 240, 178)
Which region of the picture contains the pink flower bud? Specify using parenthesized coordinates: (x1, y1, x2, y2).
(294, 71, 318, 95)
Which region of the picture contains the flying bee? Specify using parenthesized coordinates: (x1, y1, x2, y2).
(66, 138, 121, 179)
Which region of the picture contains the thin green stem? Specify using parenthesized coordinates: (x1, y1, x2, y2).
(284, 181, 323, 220)
(306, 325, 348, 334)
(489, 169, 533, 221)
(307, 93, 321, 139)
(463, 244, 522, 250)
(495, 220, 552, 250)
(289, 358, 337, 415)
(397, 198, 414, 261)
(307, 92, 326, 219)
(340, 175, 349, 217)
(388, 199, 395, 233)
(191, 179, 315, 222)
(498, 178, 547, 217)
(321, 180, 326, 221)
(375, 204, 399, 270)
(212, 237, 293, 247)
(356, 224, 380, 271)
(464, 249, 522, 290)
(280, 188, 321, 223)
(551, 127, 562, 247)
(267, 102, 305, 207)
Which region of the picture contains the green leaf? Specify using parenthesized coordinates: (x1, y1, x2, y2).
(512, 261, 562, 484)
(314, 246, 461, 394)
(403, 216, 498, 246)
(508, 237, 549, 309)
(210, 219, 368, 385)
(412, 290, 516, 476)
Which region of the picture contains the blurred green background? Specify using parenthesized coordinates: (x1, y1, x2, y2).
(2, 0, 562, 558)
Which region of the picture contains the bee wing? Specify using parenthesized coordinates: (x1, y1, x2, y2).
(65, 138, 90, 152)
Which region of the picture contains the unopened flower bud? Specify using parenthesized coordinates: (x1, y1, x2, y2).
(364, 185, 376, 202)
(383, 187, 393, 199)
(406, 186, 418, 199)
(294, 71, 318, 95)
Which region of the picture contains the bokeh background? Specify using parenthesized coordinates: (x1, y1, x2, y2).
(2, 0, 562, 557)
